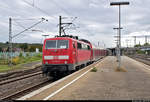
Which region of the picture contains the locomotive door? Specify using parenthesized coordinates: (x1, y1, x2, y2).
(73, 42, 78, 64)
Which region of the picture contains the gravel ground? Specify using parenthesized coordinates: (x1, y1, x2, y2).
(0, 74, 48, 99)
(48, 56, 150, 100)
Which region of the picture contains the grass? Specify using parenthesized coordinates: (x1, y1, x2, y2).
(0, 65, 12, 72)
(91, 67, 97, 72)
(0, 65, 21, 72)
(0, 54, 42, 72)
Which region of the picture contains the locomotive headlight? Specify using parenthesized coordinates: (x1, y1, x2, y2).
(64, 61, 67, 64)
(44, 56, 53, 60)
(58, 55, 69, 59)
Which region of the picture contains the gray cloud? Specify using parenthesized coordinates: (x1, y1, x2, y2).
(0, 0, 150, 48)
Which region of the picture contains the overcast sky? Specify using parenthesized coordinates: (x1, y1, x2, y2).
(0, 0, 150, 48)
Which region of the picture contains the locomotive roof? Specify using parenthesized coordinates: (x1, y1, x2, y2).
(45, 37, 91, 45)
(44, 37, 106, 50)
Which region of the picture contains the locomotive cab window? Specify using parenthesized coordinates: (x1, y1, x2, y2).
(45, 40, 68, 49)
(57, 40, 68, 49)
(45, 40, 56, 49)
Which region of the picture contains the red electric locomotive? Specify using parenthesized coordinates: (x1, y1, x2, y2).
(42, 35, 107, 77)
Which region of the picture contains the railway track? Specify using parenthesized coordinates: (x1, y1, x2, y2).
(0, 66, 69, 100)
(0, 66, 48, 100)
(0, 70, 48, 100)
(127, 54, 150, 66)
(0, 71, 42, 86)
(1, 79, 52, 100)
(0, 66, 42, 82)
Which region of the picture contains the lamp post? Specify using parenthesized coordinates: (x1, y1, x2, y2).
(110, 1, 129, 69)
(113, 27, 123, 62)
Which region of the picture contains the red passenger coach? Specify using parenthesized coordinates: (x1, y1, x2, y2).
(91, 45, 107, 61)
(42, 35, 107, 77)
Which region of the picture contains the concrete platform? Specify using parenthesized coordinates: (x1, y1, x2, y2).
(21, 56, 150, 100)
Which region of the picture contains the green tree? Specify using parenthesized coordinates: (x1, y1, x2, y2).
(134, 44, 141, 47)
(143, 43, 149, 46)
(20, 43, 28, 52)
(29, 46, 36, 52)
(0, 47, 2, 52)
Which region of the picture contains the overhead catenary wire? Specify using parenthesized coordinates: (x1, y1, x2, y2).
(22, 0, 57, 20)
(22, 0, 105, 47)
(50, 0, 74, 16)
(23, 0, 79, 33)
(12, 18, 47, 38)
(13, 20, 26, 29)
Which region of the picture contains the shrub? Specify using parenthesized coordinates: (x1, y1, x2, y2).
(26, 52, 29, 57)
(91, 67, 97, 72)
(136, 50, 145, 54)
(19, 52, 23, 57)
(35, 53, 42, 58)
(12, 57, 20, 65)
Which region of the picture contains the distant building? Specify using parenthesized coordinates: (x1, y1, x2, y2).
(36, 48, 39, 53)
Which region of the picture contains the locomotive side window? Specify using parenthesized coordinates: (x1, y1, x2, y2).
(45, 40, 56, 49)
(82, 44, 86, 49)
(57, 40, 68, 49)
(77, 42, 82, 49)
(77, 42, 90, 50)
(87, 45, 91, 50)
(73, 42, 76, 48)
(82, 44, 89, 50)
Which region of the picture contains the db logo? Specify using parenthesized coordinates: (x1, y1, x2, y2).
(54, 56, 58, 59)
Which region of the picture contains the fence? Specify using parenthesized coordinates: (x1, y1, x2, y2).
(0, 52, 42, 60)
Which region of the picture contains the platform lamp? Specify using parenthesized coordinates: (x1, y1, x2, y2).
(110, 1, 129, 69)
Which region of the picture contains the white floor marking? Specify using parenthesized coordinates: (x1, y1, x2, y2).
(17, 60, 101, 100)
(43, 65, 94, 100)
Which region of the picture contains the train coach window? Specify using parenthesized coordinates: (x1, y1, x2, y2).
(77, 43, 82, 49)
